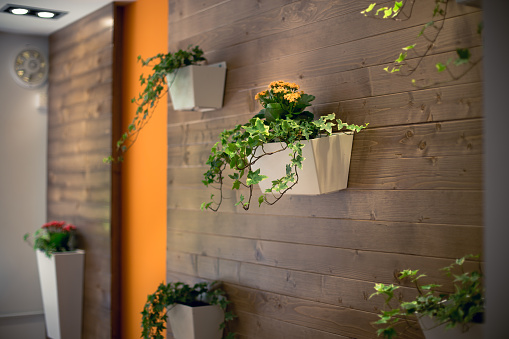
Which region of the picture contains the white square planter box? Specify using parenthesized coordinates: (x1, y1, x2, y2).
(252, 133, 354, 195)
(168, 62, 227, 112)
(418, 316, 484, 339)
(36, 250, 85, 339)
(168, 303, 224, 339)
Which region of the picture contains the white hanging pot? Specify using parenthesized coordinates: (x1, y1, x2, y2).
(168, 303, 224, 339)
(252, 132, 354, 195)
(167, 62, 227, 112)
(418, 316, 484, 339)
(36, 250, 85, 339)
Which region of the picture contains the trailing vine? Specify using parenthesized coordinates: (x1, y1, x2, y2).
(104, 45, 205, 163)
(361, 0, 483, 88)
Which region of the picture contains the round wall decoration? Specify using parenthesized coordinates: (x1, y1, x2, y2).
(11, 48, 48, 89)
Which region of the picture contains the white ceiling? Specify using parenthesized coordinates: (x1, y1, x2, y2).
(0, 0, 133, 36)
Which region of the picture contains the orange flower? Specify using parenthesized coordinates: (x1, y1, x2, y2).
(284, 92, 301, 103)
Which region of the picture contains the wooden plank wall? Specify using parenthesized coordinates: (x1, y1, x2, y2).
(166, 1, 483, 338)
(48, 5, 115, 339)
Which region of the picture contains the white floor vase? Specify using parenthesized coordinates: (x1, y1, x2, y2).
(36, 250, 85, 339)
(168, 304, 224, 339)
(252, 132, 354, 195)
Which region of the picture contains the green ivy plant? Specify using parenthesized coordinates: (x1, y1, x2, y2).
(361, 0, 483, 88)
(104, 45, 206, 163)
(141, 281, 236, 339)
(370, 254, 484, 339)
(201, 80, 368, 211)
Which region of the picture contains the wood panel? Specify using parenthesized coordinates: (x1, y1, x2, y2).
(166, 1, 484, 338)
(48, 4, 115, 339)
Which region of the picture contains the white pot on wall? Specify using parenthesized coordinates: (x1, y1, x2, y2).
(168, 303, 224, 339)
(252, 132, 354, 195)
(418, 316, 484, 339)
(36, 250, 85, 339)
(167, 62, 227, 112)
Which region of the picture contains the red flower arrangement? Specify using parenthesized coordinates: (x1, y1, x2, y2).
(24, 221, 78, 257)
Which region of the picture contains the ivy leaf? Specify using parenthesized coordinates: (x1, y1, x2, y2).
(454, 48, 471, 66)
(361, 3, 376, 15)
(395, 52, 407, 63)
(393, 1, 403, 14)
(246, 168, 268, 186)
(383, 8, 392, 19)
(402, 44, 416, 51)
(436, 62, 447, 72)
(235, 195, 245, 206)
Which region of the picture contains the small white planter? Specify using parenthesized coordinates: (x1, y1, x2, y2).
(167, 62, 227, 112)
(36, 250, 85, 339)
(252, 132, 354, 195)
(168, 303, 224, 339)
(418, 316, 484, 339)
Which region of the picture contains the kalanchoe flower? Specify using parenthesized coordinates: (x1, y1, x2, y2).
(24, 221, 79, 257)
(63, 224, 77, 232)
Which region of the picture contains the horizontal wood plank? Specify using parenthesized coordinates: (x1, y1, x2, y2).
(166, 209, 482, 258)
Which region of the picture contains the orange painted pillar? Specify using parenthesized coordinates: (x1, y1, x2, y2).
(121, 0, 168, 338)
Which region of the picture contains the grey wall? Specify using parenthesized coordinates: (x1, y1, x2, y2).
(484, 1, 509, 337)
(0, 32, 47, 339)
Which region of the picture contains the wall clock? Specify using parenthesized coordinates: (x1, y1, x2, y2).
(11, 48, 48, 89)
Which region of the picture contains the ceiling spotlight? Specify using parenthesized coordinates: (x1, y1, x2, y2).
(10, 8, 28, 15)
(0, 4, 67, 20)
(37, 11, 55, 19)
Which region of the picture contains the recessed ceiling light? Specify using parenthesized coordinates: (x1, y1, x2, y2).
(0, 4, 67, 20)
(37, 12, 55, 19)
(11, 8, 28, 15)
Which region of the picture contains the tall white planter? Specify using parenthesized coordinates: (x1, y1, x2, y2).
(168, 62, 227, 112)
(36, 250, 85, 339)
(418, 316, 484, 339)
(168, 304, 224, 339)
(252, 132, 354, 195)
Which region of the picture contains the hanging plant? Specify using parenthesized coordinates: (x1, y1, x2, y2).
(104, 45, 205, 163)
(201, 80, 368, 211)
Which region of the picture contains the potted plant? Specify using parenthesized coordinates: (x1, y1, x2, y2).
(141, 281, 236, 339)
(369, 255, 484, 339)
(201, 80, 368, 211)
(105, 45, 227, 163)
(24, 221, 85, 339)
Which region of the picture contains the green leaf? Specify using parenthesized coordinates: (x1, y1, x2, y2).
(361, 3, 376, 14)
(402, 44, 416, 51)
(454, 48, 471, 66)
(436, 62, 447, 72)
(246, 169, 268, 186)
(383, 8, 392, 18)
(395, 52, 407, 63)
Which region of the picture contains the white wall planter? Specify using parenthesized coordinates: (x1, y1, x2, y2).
(167, 62, 227, 112)
(418, 316, 484, 339)
(168, 303, 224, 339)
(36, 250, 85, 339)
(252, 132, 354, 195)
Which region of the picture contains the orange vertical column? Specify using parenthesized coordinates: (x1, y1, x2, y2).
(121, 0, 168, 338)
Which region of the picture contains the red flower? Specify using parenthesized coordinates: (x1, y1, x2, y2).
(63, 224, 77, 232)
(41, 221, 71, 229)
